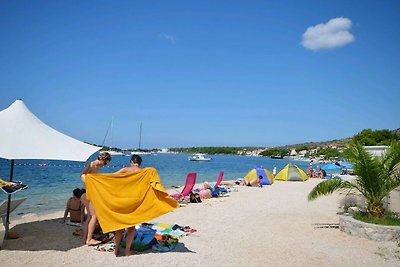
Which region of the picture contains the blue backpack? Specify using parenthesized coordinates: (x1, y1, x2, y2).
(211, 186, 220, 197)
(122, 225, 156, 251)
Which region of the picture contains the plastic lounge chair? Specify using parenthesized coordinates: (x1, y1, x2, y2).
(214, 171, 224, 188)
(0, 197, 27, 249)
(170, 172, 197, 200)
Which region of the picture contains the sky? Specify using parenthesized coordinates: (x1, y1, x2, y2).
(1, 0, 399, 149)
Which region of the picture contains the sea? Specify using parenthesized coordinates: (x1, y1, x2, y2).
(0, 153, 318, 218)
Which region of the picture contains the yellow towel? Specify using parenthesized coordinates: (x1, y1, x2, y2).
(0, 178, 11, 187)
(86, 167, 179, 233)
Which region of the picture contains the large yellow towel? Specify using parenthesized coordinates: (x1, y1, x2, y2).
(85, 167, 179, 233)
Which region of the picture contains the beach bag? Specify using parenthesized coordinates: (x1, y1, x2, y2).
(152, 234, 179, 252)
(121, 225, 157, 251)
(189, 192, 202, 203)
(211, 186, 220, 198)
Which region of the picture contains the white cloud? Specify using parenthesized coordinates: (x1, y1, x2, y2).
(158, 33, 176, 43)
(301, 17, 355, 51)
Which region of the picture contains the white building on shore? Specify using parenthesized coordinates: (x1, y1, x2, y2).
(364, 146, 388, 157)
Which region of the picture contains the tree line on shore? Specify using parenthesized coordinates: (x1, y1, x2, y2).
(87, 128, 399, 158)
(169, 128, 399, 158)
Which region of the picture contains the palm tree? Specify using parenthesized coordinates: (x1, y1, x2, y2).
(308, 141, 400, 218)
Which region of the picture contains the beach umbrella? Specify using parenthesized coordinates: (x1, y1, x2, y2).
(0, 99, 100, 237)
(275, 163, 308, 181)
(339, 162, 353, 169)
(321, 163, 341, 170)
(244, 166, 274, 185)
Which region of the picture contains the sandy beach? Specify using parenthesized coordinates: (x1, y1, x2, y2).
(1, 176, 399, 266)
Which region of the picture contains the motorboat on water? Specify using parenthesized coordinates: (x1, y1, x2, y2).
(188, 153, 212, 161)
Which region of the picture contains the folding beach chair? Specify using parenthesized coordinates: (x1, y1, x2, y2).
(0, 197, 27, 249)
(170, 172, 197, 200)
(214, 171, 224, 188)
(211, 171, 228, 197)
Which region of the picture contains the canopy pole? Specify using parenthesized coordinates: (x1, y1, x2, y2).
(5, 159, 15, 239)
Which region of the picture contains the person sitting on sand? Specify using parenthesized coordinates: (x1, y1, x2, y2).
(307, 163, 314, 178)
(197, 181, 212, 199)
(63, 188, 85, 224)
(321, 169, 327, 179)
(112, 154, 142, 257)
(245, 175, 263, 187)
(314, 166, 322, 178)
(80, 152, 111, 246)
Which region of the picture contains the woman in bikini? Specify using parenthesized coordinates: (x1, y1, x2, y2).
(80, 152, 111, 246)
(63, 188, 85, 224)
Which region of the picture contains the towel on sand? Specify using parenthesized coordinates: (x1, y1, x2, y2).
(86, 167, 179, 233)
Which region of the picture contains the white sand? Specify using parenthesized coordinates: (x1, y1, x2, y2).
(1, 177, 399, 266)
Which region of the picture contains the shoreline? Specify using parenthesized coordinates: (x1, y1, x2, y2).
(1, 176, 400, 266)
(9, 182, 210, 220)
(1, 155, 321, 218)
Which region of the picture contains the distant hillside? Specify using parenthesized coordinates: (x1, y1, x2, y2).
(279, 137, 352, 149)
(394, 128, 400, 137)
(279, 128, 399, 150)
(86, 128, 399, 152)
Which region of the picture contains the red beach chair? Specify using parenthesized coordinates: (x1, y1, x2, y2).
(214, 171, 224, 188)
(170, 172, 197, 200)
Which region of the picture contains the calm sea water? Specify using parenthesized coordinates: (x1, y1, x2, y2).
(0, 153, 314, 218)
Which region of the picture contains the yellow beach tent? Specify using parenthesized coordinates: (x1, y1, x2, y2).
(275, 163, 308, 181)
(244, 167, 274, 185)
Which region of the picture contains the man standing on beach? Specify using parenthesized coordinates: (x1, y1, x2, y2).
(112, 154, 142, 256)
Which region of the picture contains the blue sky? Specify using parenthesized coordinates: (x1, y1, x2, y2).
(1, 1, 399, 149)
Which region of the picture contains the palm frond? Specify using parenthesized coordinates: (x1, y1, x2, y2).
(308, 141, 400, 218)
(381, 141, 400, 179)
(350, 142, 382, 199)
(308, 179, 354, 201)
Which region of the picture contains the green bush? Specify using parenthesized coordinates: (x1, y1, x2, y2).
(353, 211, 400, 226)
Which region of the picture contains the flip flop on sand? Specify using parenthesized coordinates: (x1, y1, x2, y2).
(183, 226, 197, 233)
(100, 233, 115, 244)
(87, 239, 103, 246)
(95, 242, 115, 252)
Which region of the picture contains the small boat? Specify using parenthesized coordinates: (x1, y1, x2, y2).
(131, 151, 152, 155)
(188, 153, 212, 161)
(270, 155, 283, 159)
(104, 150, 125, 156)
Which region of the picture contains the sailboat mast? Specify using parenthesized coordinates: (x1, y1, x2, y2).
(101, 117, 113, 148)
(110, 116, 114, 149)
(138, 122, 142, 150)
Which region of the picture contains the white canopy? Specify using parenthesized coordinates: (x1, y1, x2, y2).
(0, 99, 100, 161)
